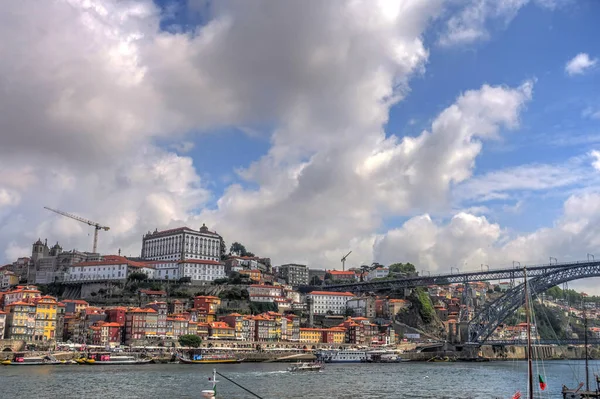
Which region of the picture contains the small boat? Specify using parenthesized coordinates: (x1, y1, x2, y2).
(2, 354, 64, 366)
(317, 350, 367, 363)
(178, 354, 242, 364)
(202, 369, 219, 399)
(287, 362, 323, 372)
(84, 353, 152, 365)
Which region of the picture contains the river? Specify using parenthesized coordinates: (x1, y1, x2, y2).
(1, 360, 599, 398)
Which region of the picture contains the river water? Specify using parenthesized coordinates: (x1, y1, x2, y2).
(1, 360, 599, 398)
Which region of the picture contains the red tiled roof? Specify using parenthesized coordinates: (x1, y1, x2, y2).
(62, 299, 89, 305)
(308, 291, 355, 297)
(178, 259, 223, 265)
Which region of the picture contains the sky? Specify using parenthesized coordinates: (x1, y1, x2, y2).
(1, 0, 600, 289)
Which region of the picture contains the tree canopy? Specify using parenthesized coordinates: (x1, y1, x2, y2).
(229, 242, 255, 257)
(178, 334, 202, 348)
(128, 272, 148, 282)
(388, 263, 417, 276)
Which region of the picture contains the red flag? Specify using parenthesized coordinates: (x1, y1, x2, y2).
(539, 374, 547, 391)
(512, 391, 521, 399)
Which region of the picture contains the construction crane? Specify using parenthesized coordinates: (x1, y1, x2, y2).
(341, 251, 352, 271)
(44, 207, 110, 253)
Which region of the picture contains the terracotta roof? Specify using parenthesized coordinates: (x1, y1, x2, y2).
(102, 322, 122, 327)
(210, 321, 233, 329)
(5, 301, 35, 306)
(327, 270, 356, 275)
(194, 295, 219, 299)
(308, 291, 355, 297)
(62, 299, 89, 305)
(178, 259, 223, 265)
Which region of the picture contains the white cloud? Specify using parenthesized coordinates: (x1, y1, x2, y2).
(375, 192, 600, 277)
(591, 150, 600, 172)
(565, 53, 598, 76)
(582, 107, 600, 120)
(438, 0, 563, 46)
(455, 159, 588, 203)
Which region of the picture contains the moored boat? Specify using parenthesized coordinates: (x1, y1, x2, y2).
(2, 354, 64, 366)
(84, 353, 152, 365)
(178, 353, 241, 364)
(317, 350, 367, 363)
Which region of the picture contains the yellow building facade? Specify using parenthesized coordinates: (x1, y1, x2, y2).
(35, 296, 59, 341)
(300, 328, 322, 343)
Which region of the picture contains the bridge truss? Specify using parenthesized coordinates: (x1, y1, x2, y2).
(319, 260, 600, 293)
(467, 262, 600, 344)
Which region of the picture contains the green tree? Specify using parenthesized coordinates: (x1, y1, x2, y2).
(178, 277, 192, 284)
(178, 334, 202, 348)
(128, 272, 148, 282)
(413, 287, 434, 324)
(220, 237, 228, 260)
(230, 242, 248, 256)
(389, 263, 416, 276)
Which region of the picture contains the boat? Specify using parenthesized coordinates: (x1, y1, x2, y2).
(84, 352, 152, 365)
(287, 362, 323, 372)
(2, 353, 65, 366)
(561, 296, 600, 398)
(177, 353, 242, 364)
(202, 369, 219, 399)
(367, 350, 408, 363)
(510, 267, 548, 399)
(317, 350, 367, 363)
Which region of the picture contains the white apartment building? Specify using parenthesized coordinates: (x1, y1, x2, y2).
(306, 291, 356, 315)
(247, 284, 284, 303)
(147, 261, 180, 280)
(366, 267, 389, 281)
(141, 224, 222, 262)
(178, 259, 225, 283)
(66, 256, 154, 282)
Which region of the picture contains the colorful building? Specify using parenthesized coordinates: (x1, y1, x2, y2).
(5, 301, 36, 340)
(300, 328, 322, 344)
(209, 321, 235, 339)
(193, 296, 221, 314)
(34, 296, 60, 341)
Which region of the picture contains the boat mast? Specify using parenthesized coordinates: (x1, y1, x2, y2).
(524, 267, 534, 399)
(584, 299, 589, 392)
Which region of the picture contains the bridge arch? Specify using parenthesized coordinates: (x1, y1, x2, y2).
(468, 264, 600, 344)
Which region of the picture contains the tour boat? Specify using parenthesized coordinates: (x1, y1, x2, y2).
(84, 353, 152, 365)
(318, 350, 368, 363)
(2, 354, 65, 366)
(178, 353, 242, 364)
(287, 362, 323, 372)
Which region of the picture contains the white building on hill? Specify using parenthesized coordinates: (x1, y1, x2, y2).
(306, 291, 356, 315)
(65, 256, 154, 282)
(141, 224, 222, 262)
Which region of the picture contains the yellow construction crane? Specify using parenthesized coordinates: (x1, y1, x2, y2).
(44, 207, 110, 253)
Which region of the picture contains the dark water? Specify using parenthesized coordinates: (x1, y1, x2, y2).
(1, 360, 599, 398)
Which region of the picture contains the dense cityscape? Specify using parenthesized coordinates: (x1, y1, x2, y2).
(1, 223, 597, 355)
